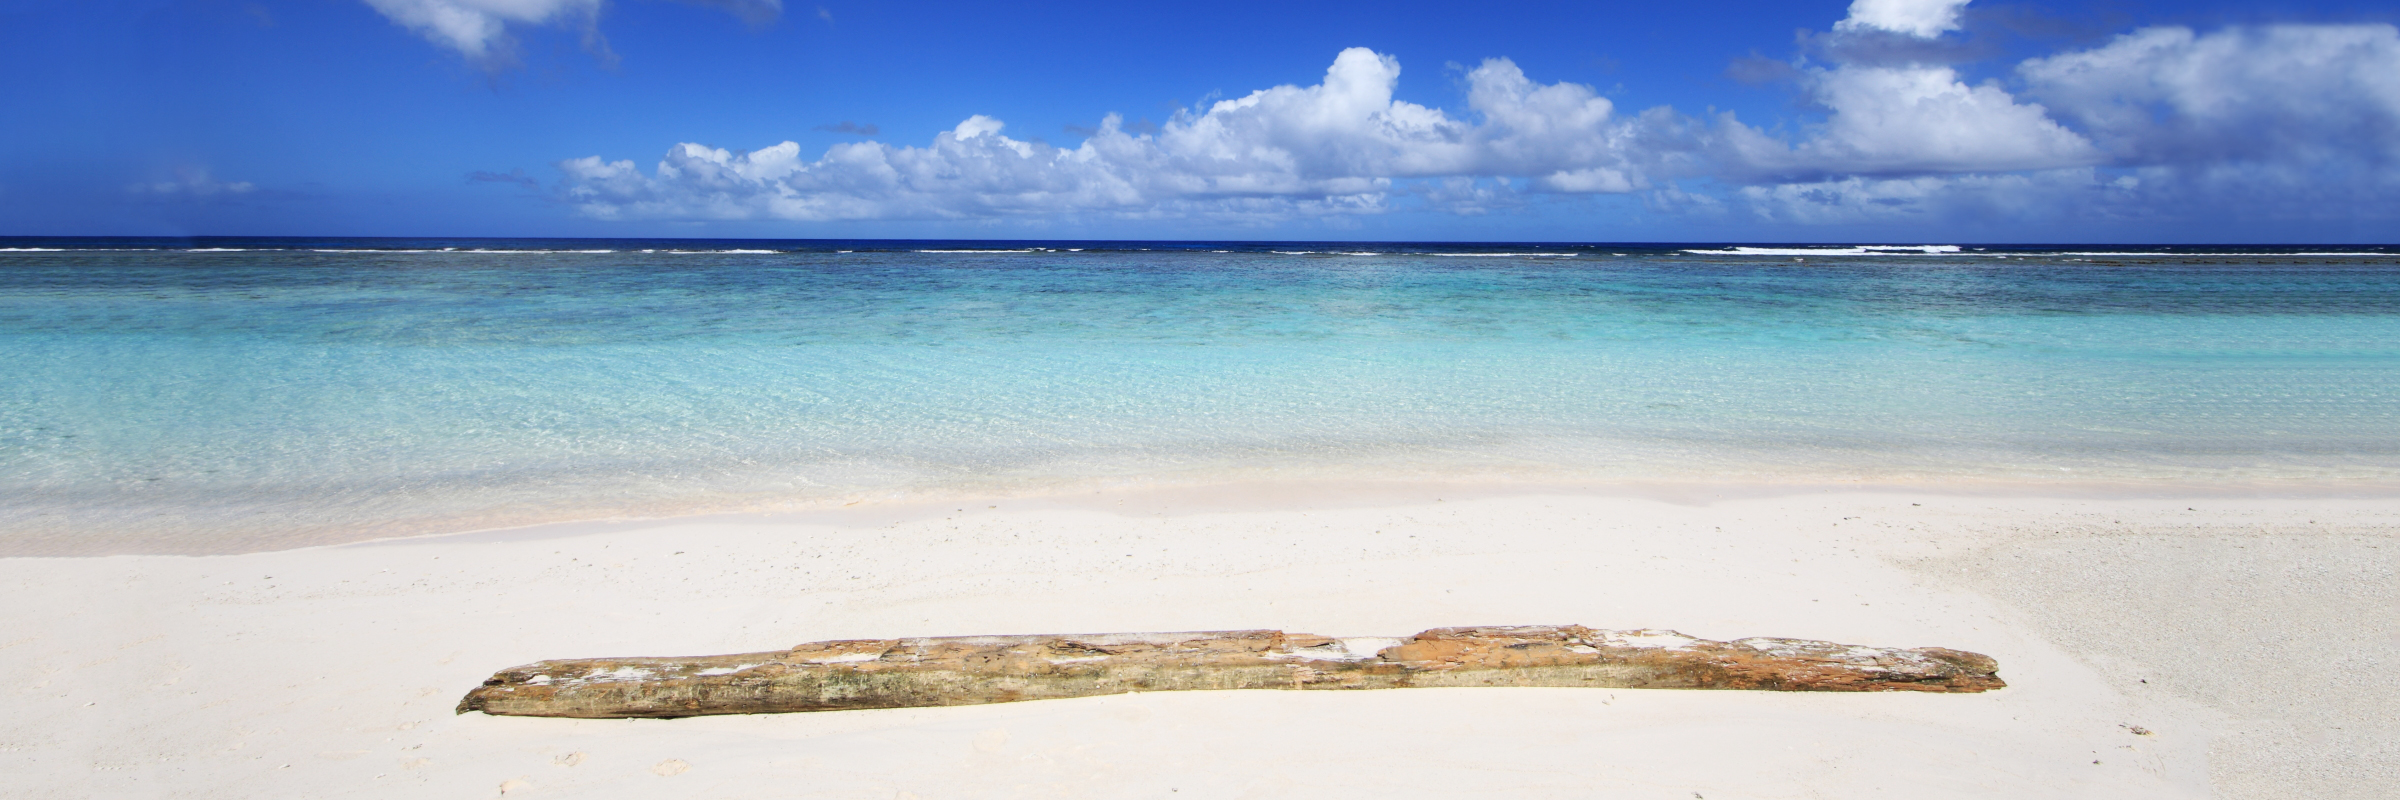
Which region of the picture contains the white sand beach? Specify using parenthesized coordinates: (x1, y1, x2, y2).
(4, 485, 2393, 799)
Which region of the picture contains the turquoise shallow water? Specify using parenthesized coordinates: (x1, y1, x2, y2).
(4, 239, 2398, 553)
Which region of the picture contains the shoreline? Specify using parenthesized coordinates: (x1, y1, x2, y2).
(2, 485, 2392, 797)
(14, 474, 2400, 558)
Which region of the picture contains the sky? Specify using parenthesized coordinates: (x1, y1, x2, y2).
(2, 0, 2396, 242)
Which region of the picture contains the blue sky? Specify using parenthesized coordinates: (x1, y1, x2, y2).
(3, 0, 2395, 241)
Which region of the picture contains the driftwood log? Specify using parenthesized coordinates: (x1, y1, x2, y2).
(458, 625, 2002, 718)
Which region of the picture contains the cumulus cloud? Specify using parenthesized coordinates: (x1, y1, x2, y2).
(556, 48, 1657, 222)
(1711, 0, 2096, 181)
(363, 0, 776, 69)
(363, 0, 604, 68)
(2010, 24, 2400, 224)
(1835, 0, 1973, 39)
(2020, 24, 2400, 165)
(1714, 64, 2097, 180)
(545, 2, 2400, 231)
(1731, 22, 2400, 225)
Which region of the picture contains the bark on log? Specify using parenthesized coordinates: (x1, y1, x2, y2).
(458, 625, 2002, 718)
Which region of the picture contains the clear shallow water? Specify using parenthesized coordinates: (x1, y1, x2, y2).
(4, 238, 2398, 553)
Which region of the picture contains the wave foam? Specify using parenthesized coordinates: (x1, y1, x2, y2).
(1683, 245, 1962, 256)
(2058, 252, 2389, 257)
(457, 249, 618, 254)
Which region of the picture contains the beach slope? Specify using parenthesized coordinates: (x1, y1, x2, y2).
(2, 489, 2390, 798)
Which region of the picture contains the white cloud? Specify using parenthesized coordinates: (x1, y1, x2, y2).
(545, 3, 2400, 232)
(1834, 0, 1972, 39)
(363, 0, 601, 66)
(1696, 10, 2400, 231)
(2020, 24, 2400, 165)
(1716, 63, 2098, 179)
(1701, 2, 2098, 180)
(557, 48, 1654, 223)
(1993, 23, 2400, 226)
(363, 0, 778, 68)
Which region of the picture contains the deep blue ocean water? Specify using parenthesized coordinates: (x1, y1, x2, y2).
(4, 238, 2397, 553)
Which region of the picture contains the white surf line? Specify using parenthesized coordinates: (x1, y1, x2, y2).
(455, 249, 619, 254)
(2056, 251, 2390, 257)
(1681, 245, 1963, 256)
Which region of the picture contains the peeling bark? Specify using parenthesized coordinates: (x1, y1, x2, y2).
(458, 625, 2003, 718)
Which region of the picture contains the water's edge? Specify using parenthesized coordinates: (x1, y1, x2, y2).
(6, 238, 2397, 554)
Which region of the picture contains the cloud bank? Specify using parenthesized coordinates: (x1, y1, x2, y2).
(1745, 21, 2400, 225)
(548, 0, 2400, 230)
(559, 49, 1656, 222)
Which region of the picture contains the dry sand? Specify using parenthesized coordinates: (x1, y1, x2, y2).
(2, 485, 2393, 799)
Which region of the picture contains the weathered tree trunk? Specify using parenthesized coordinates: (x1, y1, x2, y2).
(458, 625, 2002, 718)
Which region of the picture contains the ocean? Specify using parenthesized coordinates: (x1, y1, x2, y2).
(4, 238, 2396, 553)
